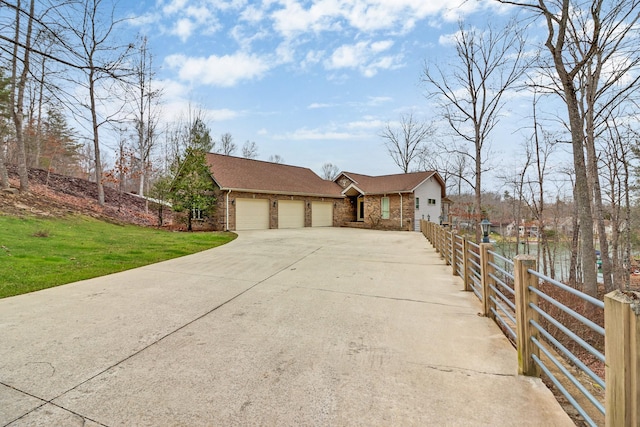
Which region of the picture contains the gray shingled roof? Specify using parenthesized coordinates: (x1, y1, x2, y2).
(206, 153, 343, 197)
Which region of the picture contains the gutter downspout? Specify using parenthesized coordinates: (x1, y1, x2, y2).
(399, 192, 403, 230)
(226, 190, 232, 231)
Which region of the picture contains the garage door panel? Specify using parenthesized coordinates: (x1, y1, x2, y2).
(236, 199, 269, 230)
(278, 200, 305, 229)
(312, 202, 333, 227)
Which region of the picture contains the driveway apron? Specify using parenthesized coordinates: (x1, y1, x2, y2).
(0, 228, 573, 426)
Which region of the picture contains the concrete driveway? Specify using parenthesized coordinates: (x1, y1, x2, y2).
(0, 228, 572, 426)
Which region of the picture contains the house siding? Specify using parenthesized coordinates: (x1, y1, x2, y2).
(414, 177, 442, 230)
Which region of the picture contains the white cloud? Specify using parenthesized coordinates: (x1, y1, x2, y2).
(162, 0, 188, 15)
(325, 40, 403, 77)
(240, 4, 265, 22)
(165, 52, 272, 87)
(327, 42, 369, 69)
(308, 102, 334, 109)
(171, 18, 195, 42)
(371, 40, 394, 52)
(346, 118, 385, 130)
(209, 108, 242, 121)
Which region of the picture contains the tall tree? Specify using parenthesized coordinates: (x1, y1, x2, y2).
(321, 162, 339, 180)
(0, 69, 12, 189)
(380, 112, 435, 173)
(9, 0, 35, 191)
(496, 0, 640, 295)
(170, 118, 215, 231)
(422, 19, 527, 242)
(219, 132, 236, 155)
(269, 154, 284, 164)
(241, 140, 258, 159)
(128, 35, 161, 197)
(60, 0, 131, 206)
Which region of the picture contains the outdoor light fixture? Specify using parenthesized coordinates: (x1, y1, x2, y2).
(480, 219, 491, 243)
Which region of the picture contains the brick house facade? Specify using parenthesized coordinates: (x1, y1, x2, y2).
(195, 154, 444, 232)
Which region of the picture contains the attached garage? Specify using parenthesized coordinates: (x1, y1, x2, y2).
(312, 201, 333, 227)
(278, 200, 305, 229)
(236, 198, 270, 230)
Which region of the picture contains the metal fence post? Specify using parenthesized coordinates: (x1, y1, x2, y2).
(480, 243, 495, 318)
(605, 290, 640, 427)
(514, 255, 540, 377)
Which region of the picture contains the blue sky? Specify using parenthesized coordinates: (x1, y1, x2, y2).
(115, 0, 518, 178)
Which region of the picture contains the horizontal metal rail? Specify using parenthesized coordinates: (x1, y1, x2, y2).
(531, 339, 601, 427)
(528, 286, 604, 337)
(490, 283, 516, 312)
(529, 303, 604, 363)
(468, 257, 481, 271)
(488, 249, 514, 267)
(531, 320, 604, 390)
(490, 295, 516, 341)
(528, 269, 604, 309)
(488, 260, 515, 282)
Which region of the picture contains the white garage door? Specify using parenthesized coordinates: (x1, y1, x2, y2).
(236, 198, 270, 230)
(312, 202, 333, 227)
(278, 200, 305, 229)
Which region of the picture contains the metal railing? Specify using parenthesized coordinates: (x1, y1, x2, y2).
(420, 220, 637, 427)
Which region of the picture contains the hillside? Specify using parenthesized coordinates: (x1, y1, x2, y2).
(1, 166, 168, 227)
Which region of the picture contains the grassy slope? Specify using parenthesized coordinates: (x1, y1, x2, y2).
(0, 215, 236, 299)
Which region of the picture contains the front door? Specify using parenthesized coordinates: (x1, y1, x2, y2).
(357, 197, 364, 221)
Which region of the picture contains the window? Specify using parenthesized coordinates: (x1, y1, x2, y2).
(192, 207, 203, 220)
(381, 197, 390, 219)
(415, 197, 420, 209)
(428, 198, 436, 205)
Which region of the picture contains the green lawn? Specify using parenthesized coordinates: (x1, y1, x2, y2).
(0, 215, 236, 299)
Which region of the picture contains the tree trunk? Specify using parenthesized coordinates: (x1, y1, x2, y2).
(474, 133, 482, 243)
(569, 202, 579, 287)
(0, 147, 9, 189)
(89, 68, 105, 206)
(10, 0, 35, 192)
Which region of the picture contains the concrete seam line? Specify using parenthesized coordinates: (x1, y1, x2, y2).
(297, 286, 470, 308)
(46, 246, 324, 407)
(0, 382, 107, 427)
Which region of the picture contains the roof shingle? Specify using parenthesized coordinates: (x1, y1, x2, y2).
(206, 153, 343, 197)
(339, 171, 437, 194)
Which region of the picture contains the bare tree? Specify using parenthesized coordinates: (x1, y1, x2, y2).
(9, 0, 35, 191)
(269, 154, 284, 164)
(58, 0, 132, 206)
(422, 19, 528, 242)
(321, 162, 339, 180)
(497, 0, 640, 295)
(380, 112, 435, 173)
(241, 140, 258, 159)
(219, 132, 237, 155)
(0, 69, 12, 189)
(128, 35, 161, 198)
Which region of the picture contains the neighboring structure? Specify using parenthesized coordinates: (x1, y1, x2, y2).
(196, 153, 447, 232)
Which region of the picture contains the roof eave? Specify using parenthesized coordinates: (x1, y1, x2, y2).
(220, 187, 344, 198)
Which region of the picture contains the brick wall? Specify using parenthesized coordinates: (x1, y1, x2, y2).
(364, 194, 414, 231)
